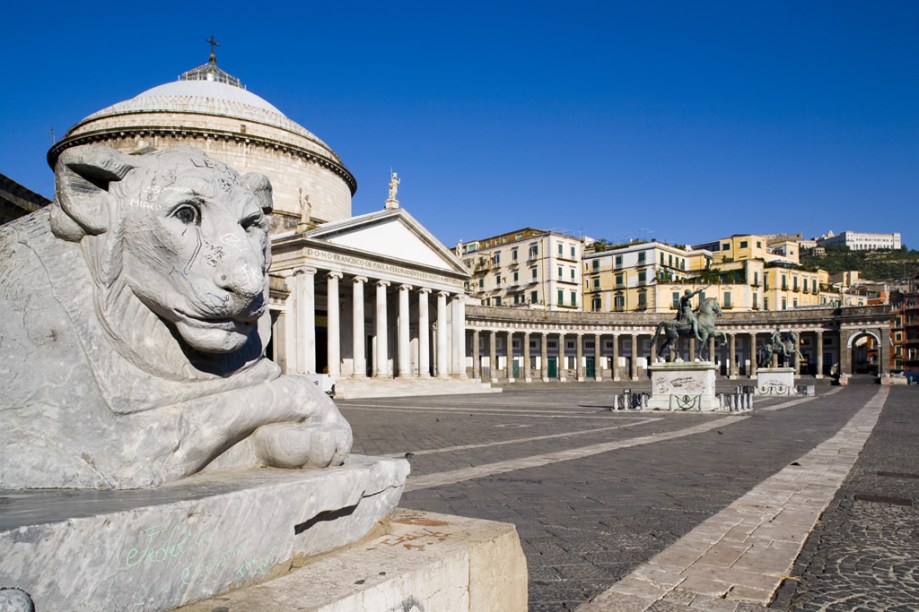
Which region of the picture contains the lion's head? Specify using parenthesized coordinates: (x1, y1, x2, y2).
(51, 146, 274, 372)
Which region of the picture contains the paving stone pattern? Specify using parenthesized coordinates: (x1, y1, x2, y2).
(338, 383, 885, 611)
(771, 385, 919, 611)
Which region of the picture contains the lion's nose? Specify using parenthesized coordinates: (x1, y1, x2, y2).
(217, 260, 264, 299)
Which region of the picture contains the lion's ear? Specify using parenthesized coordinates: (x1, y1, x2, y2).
(242, 172, 273, 214)
(51, 146, 135, 241)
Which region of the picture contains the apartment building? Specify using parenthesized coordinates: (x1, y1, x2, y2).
(582, 241, 711, 313)
(461, 228, 584, 311)
(819, 231, 901, 251)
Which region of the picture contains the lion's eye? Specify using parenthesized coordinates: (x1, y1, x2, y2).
(174, 205, 199, 225)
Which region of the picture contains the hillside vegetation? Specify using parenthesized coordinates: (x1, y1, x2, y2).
(801, 247, 919, 282)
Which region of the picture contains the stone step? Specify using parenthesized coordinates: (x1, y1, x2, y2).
(334, 378, 501, 399)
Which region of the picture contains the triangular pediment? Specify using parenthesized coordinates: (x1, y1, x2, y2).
(305, 208, 469, 276)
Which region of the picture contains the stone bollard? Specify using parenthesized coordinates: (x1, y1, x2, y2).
(640, 394, 648, 410)
(729, 394, 736, 411)
(612, 395, 619, 411)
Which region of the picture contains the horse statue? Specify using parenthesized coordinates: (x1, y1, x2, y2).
(757, 330, 801, 368)
(652, 297, 727, 362)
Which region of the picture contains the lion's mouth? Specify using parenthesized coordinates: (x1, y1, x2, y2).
(175, 309, 262, 330)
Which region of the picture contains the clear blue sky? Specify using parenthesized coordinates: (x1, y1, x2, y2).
(2, 1, 917, 248)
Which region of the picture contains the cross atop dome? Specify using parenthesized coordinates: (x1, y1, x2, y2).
(179, 37, 242, 87)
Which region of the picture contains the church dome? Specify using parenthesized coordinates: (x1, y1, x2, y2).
(49, 55, 356, 230)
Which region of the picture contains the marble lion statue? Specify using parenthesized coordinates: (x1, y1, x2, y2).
(0, 145, 352, 490)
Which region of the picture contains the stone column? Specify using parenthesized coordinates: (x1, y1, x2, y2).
(708, 336, 716, 365)
(729, 333, 737, 379)
(452, 295, 467, 378)
(879, 326, 891, 377)
(506, 331, 515, 382)
(540, 333, 549, 382)
(688, 338, 696, 363)
(523, 332, 532, 382)
(815, 330, 824, 379)
(650, 336, 657, 364)
(294, 267, 316, 374)
(612, 333, 620, 381)
(594, 334, 602, 382)
(418, 288, 431, 377)
(397, 284, 412, 378)
(630, 333, 639, 380)
(472, 329, 481, 380)
(576, 333, 584, 381)
(839, 328, 852, 376)
(489, 330, 498, 382)
(374, 280, 390, 378)
(436, 291, 449, 378)
(749, 332, 758, 378)
(559, 333, 567, 382)
(326, 272, 342, 377)
(793, 329, 802, 376)
(352, 276, 366, 378)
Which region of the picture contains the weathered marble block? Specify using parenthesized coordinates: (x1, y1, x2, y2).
(647, 362, 722, 411)
(755, 367, 797, 396)
(0, 455, 408, 612)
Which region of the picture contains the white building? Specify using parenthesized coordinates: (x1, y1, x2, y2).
(818, 231, 901, 251)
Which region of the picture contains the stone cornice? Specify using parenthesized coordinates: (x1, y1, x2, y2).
(47, 125, 358, 195)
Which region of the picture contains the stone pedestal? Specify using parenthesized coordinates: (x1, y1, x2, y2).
(755, 367, 797, 396)
(0, 456, 409, 612)
(648, 362, 721, 412)
(177, 509, 528, 612)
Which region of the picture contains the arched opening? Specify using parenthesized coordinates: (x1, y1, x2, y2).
(847, 331, 880, 375)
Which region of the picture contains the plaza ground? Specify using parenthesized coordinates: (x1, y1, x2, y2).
(337, 378, 918, 611)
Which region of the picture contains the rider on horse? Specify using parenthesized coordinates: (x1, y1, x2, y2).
(676, 288, 704, 341)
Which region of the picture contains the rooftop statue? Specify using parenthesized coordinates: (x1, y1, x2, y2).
(0, 145, 352, 490)
(387, 171, 400, 202)
(652, 292, 727, 361)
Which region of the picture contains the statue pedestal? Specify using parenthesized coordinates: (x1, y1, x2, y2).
(755, 367, 797, 396)
(0, 456, 409, 611)
(647, 362, 721, 412)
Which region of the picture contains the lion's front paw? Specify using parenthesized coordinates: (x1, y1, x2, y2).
(253, 422, 352, 469)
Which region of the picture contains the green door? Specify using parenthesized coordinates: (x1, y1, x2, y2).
(548, 357, 558, 379)
(512, 358, 520, 378)
(586, 356, 595, 379)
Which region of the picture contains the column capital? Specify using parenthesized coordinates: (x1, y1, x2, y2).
(352, 276, 368, 284)
(417, 287, 432, 295)
(327, 270, 343, 280)
(399, 283, 413, 291)
(438, 290, 451, 298)
(376, 279, 391, 288)
(451, 293, 465, 303)
(293, 266, 318, 277)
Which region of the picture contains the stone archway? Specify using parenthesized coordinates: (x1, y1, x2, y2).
(843, 329, 882, 376)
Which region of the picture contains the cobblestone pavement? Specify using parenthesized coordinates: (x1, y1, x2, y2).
(771, 383, 919, 611)
(337, 382, 891, 611)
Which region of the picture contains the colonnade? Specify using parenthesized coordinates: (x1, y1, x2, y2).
(278, 267, 467, 380)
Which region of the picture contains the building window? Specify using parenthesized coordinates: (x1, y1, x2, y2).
(753, 271, 760, 286)
(570, 268, 575, 280)
(724, 291, 732, 308)
(782, 297, 787, 310)
(531, 290, 538, 303)
(558, 243, 564, 255)
(513, 271, 519, 282)
(764, 297, 769, 310)
(593, 277, 601, 289)
(531, 268, 538, 280)
(495, 274, 502, 286)
(781, 275, 787, 290)
(615, 255, 623, 267)
(722, 242, 731, 250)
(558, 289, 564, 305)
(492, 252, 501, 265)
(756, 241, 762, 248)
(557, 266, 563, 277)
(511, 249, 518, 261)
(592, 259, 599, 270)
(739, 241, 748, 248)
(637, 292, 647, 308)
(793, 276, 799, 291)
(570, 246, 576, 258)
(615, 273, 624, 287)
(803, 278, 808, 292)
(638, 270, 646, 284)
(592, 297, 601, 311)
(793, 298, 798, 308)
(614, 295, 625, 311)
(672, 292, 680, 308)
(495, 297, 502, 306)
(753, 293, 758, 309)
(638, 252, 646, 264)
(661, 253, 666, 265)
(529, 245, 538, 258)
(570, 290, 577, 307)
(478, 278, 484, 289)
